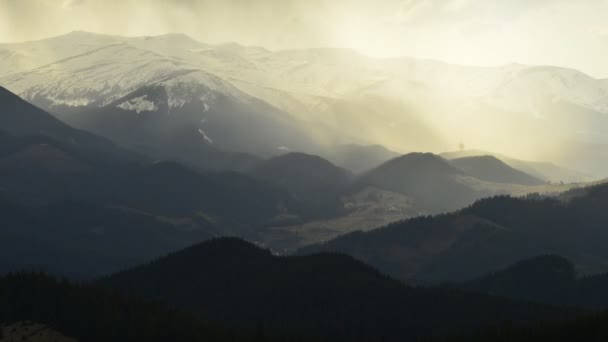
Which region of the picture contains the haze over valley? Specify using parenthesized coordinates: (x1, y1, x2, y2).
(3, 1, 608, 341)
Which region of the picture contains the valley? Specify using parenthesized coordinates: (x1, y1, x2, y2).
(2, 20, 608, 341)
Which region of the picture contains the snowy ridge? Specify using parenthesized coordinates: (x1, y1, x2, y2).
(0, 43, 252, 112)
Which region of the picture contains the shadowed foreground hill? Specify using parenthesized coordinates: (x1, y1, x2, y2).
(0, 321, 77, 342)
(461, 255, 608, 310)
(0, 273, 243, 342)
(300, 183, 608, 283)
(447, 310, 608, 342)
(100, 238, 573, 341)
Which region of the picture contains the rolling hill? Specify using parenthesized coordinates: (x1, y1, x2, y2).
(441, 150, 594, 183)
(461, 255, 608, 310)
(0, 273, 237, 342)
(356, 153, 505, 213)
(247, 152, 351, 217)
(0, 86, 139, 165)
(300, 182, 608, 283)
(99, 237, 573, 341)
(450, 155, 545, 186)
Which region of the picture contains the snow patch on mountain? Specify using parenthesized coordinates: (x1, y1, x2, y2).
(117, 95, 157, 113)
(198, 128, 213, 144)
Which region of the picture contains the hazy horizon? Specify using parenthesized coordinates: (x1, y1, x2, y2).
(2, 0, 608, 78)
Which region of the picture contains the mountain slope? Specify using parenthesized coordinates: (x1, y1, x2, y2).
(248, 153, 351, 217)
(300, 182, 608, 283)
(5, 32, 608, 175)
(462, 255, 608, 310)
(0, 86, 139, 164)
(99, 237, 573, 341)
(1, 43, 319, 169)
(449, 310, 608, 342)
(0, 197, 218, 278)
(0, 273, 237, 342)
(357, 153, 502, 213)
(441, 150, 594, 183)
(450, 155, 545, 186)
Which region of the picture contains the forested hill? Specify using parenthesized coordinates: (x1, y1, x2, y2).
(99, 237, 574, 341)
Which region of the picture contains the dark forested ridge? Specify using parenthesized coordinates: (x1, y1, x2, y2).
(0, 198, 215, 278)
(247, 152, 352, 217)
(0, 141, 308, 278)
(0, 273, 251, 342)
(460, 255, 608, 310)
(300, 183, 608, 283)
(99, 237, 574, 341)
(446, 310, 608, 342)
(3, 84, 608, 341)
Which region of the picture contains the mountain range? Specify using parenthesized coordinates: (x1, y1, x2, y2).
(1, 31, 608, 176)
(4, 30, 608, 341)
(1, 82, 598, 276)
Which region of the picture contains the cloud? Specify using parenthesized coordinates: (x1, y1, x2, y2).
(1, 0, 608, 77)
(395, 0, 435, 24)
(62, 0, 85, 8)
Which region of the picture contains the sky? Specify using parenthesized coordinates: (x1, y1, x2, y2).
(1, 0, 608, 77)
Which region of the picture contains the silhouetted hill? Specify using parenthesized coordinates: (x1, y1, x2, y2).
(357, 153, 488, 212)
(450, 156, 545, 186)
(461, 255, 608, 310)
(300, 182, 608, 283)
(100, 237, 573, 341)
(0, 155, 309, 278)
(248, 152, 351, 217)
(0, 86, 139, 164)
(0, 139, 300, 224)
(0, 199, 215, 278)
(78, 162, 298, 225)
(0, 273, 242, 342)
(441, 150, 593, 183)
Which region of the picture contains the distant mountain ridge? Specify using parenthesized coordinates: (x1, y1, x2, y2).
(2, 31, 608, 175)
(356, 153, 518, 213)
(450, 155, 545, 186)
(441, 150, 594, 183)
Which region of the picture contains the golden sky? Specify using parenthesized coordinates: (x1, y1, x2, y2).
(1, 0, 608, 77)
